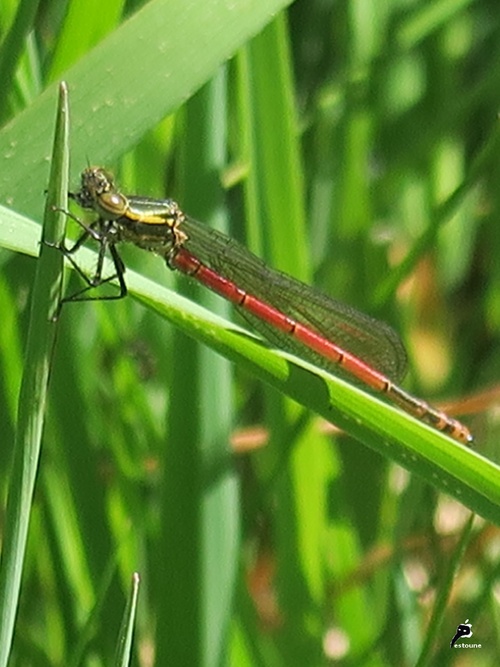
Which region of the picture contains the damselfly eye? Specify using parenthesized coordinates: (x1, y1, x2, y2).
(95, 169, 114, 192)
(81, 167, 114, 196)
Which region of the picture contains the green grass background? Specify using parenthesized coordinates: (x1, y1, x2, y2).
(1, 0, 500, 665)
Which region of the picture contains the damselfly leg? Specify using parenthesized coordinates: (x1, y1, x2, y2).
(52, 209, 127, 303)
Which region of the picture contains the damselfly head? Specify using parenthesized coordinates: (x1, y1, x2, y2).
(80, 167, 115, 203)
(69, 166, 115, 207)
(70, 167, 129, 219)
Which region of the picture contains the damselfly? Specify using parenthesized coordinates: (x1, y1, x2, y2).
(58, 166, 473, 444)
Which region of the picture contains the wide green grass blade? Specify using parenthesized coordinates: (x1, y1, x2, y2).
(2, 208, 500, 524)
(0, 0, 294, 220)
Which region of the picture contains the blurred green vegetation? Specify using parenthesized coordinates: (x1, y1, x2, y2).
(0, 0, 499, 665)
